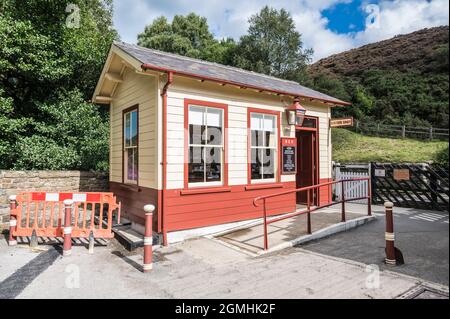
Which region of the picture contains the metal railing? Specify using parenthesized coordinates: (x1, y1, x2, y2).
(253, 178, 372, 250)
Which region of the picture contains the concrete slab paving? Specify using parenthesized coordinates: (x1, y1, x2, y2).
(1, 203, 447, 300)
(0, 240, 47, 283)
(1, 234, 440, 299)
(215, 206, 370, 254)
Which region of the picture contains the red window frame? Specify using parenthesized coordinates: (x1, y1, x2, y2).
(183, 99, 229, 191)
(247, 108, 281, 186)
(122, 104, 139, 186)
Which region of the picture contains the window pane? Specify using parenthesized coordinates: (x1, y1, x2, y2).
(302, 118, 317, 128)
(264, 115, 277, 147)
(251, 148, 263, 180)
(131, 111, 138, 146)
(251, 113, 263, 130)
(189, 106, 206, 145)
(189, 124, 206, 145)
(205, 147, 221, 182)
(251, 129, 264, 147)
(263, 115, 276, 132)
(251, 113, 263, 146)
(262, 148, 275, 179)
(206, 108, 223, 146)
(188, 146, 204, 183)
(265, 131, 277, 148)
(127, 149, 137, 181)
(124, 113, 131, 147)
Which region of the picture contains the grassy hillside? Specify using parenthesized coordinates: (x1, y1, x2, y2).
(332, 128, 449, 163)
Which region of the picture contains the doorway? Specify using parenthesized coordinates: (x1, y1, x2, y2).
(296, 118, 319, 206)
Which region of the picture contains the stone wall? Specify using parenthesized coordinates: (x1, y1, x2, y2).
(0, 171, 108, 229)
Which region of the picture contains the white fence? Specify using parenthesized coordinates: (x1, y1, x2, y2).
(333, 163, 370, 204)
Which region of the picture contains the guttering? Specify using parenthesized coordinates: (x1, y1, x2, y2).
(141, 63, 351, 107)
(160, 71, 174, 246)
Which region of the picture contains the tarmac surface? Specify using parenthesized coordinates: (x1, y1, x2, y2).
(0, 204, 447, 299)
(301, 203, 449, 286)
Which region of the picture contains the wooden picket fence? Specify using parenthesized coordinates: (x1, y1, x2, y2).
(334, 164, 370, 204)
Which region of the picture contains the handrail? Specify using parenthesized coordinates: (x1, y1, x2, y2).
(253, 178, 372, 250)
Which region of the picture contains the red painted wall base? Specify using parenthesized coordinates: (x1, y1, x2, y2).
(163, 182, 297, 232)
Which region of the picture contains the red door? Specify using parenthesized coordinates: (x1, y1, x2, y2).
(296, 130, 317, 204)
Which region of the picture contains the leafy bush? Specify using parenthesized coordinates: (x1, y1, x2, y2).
(0, 0, 116, 171)
(434, 145, 449, 167)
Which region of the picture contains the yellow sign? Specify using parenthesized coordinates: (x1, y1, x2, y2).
(330, 117, 354, 128)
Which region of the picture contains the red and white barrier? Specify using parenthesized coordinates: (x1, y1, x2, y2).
(30, 192, 101, 203)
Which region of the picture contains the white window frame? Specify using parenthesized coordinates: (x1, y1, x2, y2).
(188, 105, 224, 188)
(250, 112, 278, 184)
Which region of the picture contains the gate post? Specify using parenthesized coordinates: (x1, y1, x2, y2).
(143, 204, 155, 273)
(341, 181, 346, 222)
(8, 195, 17, 246)
(63, 199, 73, 257)
(307, 189, 312, 234)
(370, 163, 376, 204)
(384, 202, 396, 265)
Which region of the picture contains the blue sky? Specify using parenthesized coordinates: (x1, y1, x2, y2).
(112, 0, 449, 62)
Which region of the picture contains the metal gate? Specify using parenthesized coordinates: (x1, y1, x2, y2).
(370, 163, 449, 211)
(334, 164, 370, 203)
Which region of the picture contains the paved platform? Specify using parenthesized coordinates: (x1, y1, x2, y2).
(215, 205, 372, 255)
(2, 236, 445, 299)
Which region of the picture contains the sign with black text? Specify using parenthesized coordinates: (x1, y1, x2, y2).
(281, 138, 297, 175)
(330, 117, 354, 128)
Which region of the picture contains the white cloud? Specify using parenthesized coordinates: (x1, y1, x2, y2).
(113, 0, 449, 62)
(353, 0, 450, 47)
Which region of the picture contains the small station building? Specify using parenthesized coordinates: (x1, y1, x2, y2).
(92, 42, 350, 244)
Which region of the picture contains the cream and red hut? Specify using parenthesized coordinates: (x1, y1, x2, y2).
(93, 42, 350, 244)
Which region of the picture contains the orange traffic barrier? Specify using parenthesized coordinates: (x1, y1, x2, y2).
(10, 192, 121, 248)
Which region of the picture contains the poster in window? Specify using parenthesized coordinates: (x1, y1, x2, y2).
(281, 138, 297, 175)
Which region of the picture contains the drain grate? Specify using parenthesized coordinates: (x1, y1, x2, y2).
(398, 285, 449, 299)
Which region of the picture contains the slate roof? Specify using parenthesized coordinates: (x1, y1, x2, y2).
(114, 41, 349, 106)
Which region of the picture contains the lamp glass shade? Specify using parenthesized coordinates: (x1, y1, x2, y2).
(287, 110, 296, 125)
(295, 109, 307, 126)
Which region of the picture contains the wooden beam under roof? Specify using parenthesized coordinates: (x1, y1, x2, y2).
(94, 96, 113, 104)
(105, 72, 124, 83)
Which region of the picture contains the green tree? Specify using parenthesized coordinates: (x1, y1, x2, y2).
(0, 0, 117, 171)
(232, 6, 313, 82)
(137, 13, 236, 65)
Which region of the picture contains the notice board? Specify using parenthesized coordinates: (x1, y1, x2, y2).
(281, 138, 297, 175)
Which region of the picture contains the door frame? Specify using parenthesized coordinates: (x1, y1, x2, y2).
(296, 116, 320, 206)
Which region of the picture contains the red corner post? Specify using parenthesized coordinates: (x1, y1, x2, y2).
(8, 195, 17, 246)
(384, 202, 396, 265)
(143, 204, 155, 272)
(63, 199, 73, 257)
